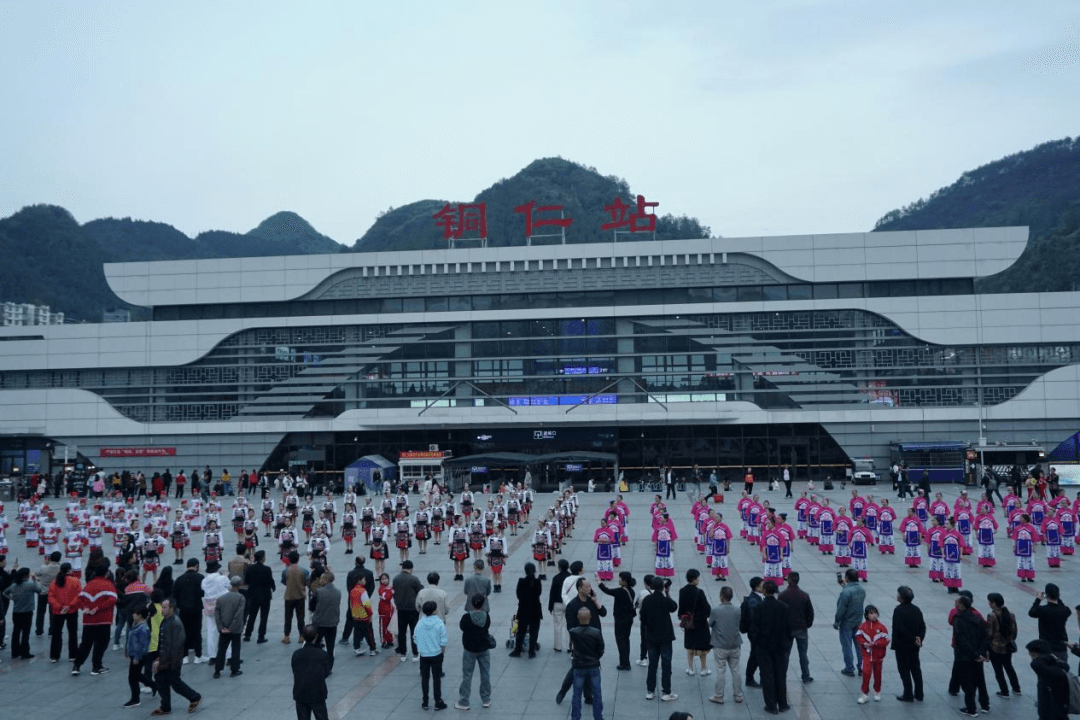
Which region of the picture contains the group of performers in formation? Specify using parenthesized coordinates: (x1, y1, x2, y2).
(0, 482, 547, 592)
(0, 492, 282, 584)
(7, 474, 1078, 600)
(266, 482, 542, 590)
(529, 490, 585, 581)
(605, 486, 1079, 595)
(353, 482, 539, 590)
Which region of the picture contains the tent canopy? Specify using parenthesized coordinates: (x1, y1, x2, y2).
(344, 454, 396, 492)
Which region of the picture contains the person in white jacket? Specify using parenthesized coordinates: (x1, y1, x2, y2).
(201, 562, 232, 661)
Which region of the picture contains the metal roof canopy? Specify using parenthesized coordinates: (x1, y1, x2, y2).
(894, 441, 966, 452)
(443, 451, 618, 467)
(973, 444, 1045, 453)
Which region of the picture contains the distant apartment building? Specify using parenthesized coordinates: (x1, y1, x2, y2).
(1, 302, 64, 326)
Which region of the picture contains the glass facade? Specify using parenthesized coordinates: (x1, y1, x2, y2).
(2, 309, 1076, 423)
(267, 423, 852, 488)
(152, 278, 974, 321)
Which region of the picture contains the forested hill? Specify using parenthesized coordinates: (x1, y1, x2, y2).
(6, 141, 1078, 323)
(350, 157, 712, 252)
(873, 137, 1080, 292)
(0, 158, 712, 321)
(0, 208, 345, 322)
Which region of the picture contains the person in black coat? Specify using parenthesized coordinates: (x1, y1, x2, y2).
(739, 576, 764, 686)
(639, 575, 679, 700)
(891, 585, 926, 702)
(243, 550, 277, 643)
(1028, 639, 1071, 720)
(511, 562, 543, 658)
(172, 559, 205, 663)
(1029, 583, 1071, 662)
(953, 595, 990, 717)
(557, 577, 608, 704)
(292, 624, 332, 720)
(598, 571, 637, 670)
(677, 568, 712, 676)
(750, 580, 791, 714)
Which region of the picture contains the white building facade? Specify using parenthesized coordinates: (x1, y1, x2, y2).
(1, 226, 1078, 484)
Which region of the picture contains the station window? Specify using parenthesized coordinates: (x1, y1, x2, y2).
(762, 285, 787, 301)
(787, 284, 812, 300)
(813, 284, 838, 299)
(737, 286, 764, 302)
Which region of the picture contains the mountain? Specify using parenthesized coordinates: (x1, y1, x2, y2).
(1, 158, 715, 320)
(351, 157, 712, 252)
(0, 208, 347, 322)
(0, 205, 114, 320)
(873, 137, 1080, 292)
(81, 217, 198, 261)
(82, 211, 344, 263)
(15, 141, 1076, 324)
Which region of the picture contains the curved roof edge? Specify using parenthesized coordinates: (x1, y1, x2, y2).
(104, 227, 1029, 309)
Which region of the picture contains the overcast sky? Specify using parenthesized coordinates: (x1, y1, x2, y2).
(1, 1, 1077, 246)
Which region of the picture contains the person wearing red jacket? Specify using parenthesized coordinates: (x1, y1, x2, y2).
(855, 605, 890, 703)
(72, 564, 118, 676)
(47, 562, 82, 662)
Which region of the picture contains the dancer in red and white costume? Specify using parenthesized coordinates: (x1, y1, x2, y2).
(63, 525, 87, 577)
(975, 510, 997, 567)
(708, 513, 733, 581)
(139, 528, 167, 584)
(359, 498, 377, 545)
(393, 510, 413, 564)
(651, 512, 677, 578)
(593, 519, 615, 581)
(850, 519, 874, 582)
(760, 516, 786, 586)
(170, 509, 191, 565)
(340, 503, 357, 555)
(203, 518, 223, 564)
(485, 531, 506, 592)
(412, 502, 430, 556)
(39, 510, 63, 558)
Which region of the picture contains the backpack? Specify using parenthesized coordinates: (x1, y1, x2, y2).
(1067, 669, 1080, 715)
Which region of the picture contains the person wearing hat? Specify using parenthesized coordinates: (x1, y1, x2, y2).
(212, 575, 246, 678)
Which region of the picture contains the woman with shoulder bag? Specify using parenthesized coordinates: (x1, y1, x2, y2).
(986, 592, 1022, 698)
(598, 571, 637, 670)
(678, 568, 713, 676)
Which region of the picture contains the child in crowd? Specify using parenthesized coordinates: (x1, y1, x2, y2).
(377, 572, 395, 649)
(855, 604, 889, 704)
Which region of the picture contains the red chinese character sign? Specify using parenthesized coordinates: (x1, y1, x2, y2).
(514, 200, 573, 243)
(602, 195, 658, 236)
(433, 203, 488, 247)
(432, 195, 661, 244)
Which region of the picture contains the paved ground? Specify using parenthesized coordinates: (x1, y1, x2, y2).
(2, 481, 1077, 720)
